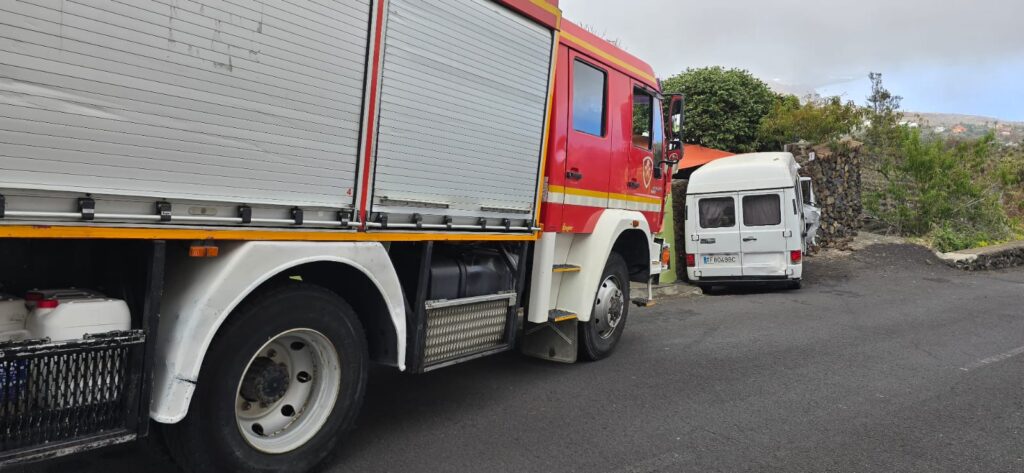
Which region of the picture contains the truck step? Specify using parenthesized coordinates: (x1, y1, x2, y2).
(631, 298, 656, 308)
(421, 293, 517, 371)
(552, 264, 581, 273)
(548, 309, 578, 323)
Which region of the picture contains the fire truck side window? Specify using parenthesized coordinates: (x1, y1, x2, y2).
(572, 60, 607, 136)
(632, 88, 653, 149)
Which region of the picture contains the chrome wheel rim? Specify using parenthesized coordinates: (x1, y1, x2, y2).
(593, 275, 625, 340)
(235, 329, 341, 454)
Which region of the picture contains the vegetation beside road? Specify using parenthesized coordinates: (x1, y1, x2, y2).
(664, 67, 1024, 252)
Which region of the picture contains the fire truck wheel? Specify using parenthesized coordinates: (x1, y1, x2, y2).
(163, 283, 368, 473)
(579, 252, 630, 361)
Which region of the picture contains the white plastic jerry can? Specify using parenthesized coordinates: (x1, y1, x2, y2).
(25, 289, 131, 341)
(0, 293, 30, 342)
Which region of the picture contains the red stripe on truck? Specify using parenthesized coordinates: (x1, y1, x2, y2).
(358, 0, 388, 229)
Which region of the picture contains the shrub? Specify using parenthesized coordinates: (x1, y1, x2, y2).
(866, 129, 1015, 251)
(661, 67, 776, 153)
(757, 95, 862, 151)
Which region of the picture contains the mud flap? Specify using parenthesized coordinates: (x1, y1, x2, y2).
(521, 319, 578, 363)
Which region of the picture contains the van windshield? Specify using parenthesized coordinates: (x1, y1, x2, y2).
(699, 197, 736, 228)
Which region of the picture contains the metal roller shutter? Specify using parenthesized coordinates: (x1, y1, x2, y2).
(372, 0, 552, 226)
(0, 0, 370, 209)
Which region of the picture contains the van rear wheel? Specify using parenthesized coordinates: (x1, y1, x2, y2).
(163, 283, 367, 473)
(578, 253, 630, 361)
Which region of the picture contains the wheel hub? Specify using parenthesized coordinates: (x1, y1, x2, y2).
(234, 329, 342, 454)
(240, 357, 291, 405)
(593, 275, 625, 340)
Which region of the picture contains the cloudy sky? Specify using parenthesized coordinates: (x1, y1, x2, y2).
(560, 0, 1024, 121)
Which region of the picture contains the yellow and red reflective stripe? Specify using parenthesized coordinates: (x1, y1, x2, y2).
(357, 0, 388, 227)
(0, 225, 539, 242)
(548, 185, 662, 205)
(559, 31, 658, 85)
(534, 30, 561, 227)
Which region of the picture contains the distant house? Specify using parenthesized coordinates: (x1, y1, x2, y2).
(951, 125, 967, 135)
(933, 126, 946, 134)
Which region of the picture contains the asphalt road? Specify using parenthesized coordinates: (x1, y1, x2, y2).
(15, 243, 1024, 472)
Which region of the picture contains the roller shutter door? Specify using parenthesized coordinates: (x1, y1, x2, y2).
(372, 0, 553, 225)
(0, 0, 370, 208)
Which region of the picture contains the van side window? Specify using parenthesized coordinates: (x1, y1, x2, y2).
(742, 194, 782, 226)
(572, 60, 606, 136)
(699, 197, 735, 228)
(632, 87, 653, 149)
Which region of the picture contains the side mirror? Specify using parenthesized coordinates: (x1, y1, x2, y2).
(665, 94, 685, 162)
(800, 176, 816, 206)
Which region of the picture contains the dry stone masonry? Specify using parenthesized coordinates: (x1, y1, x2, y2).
(938, 241, 1024, 271)
(787, 139, 864, 250)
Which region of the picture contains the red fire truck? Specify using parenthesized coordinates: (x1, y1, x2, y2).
(0, 0, 683, 470)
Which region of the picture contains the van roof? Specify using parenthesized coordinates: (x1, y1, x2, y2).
(687, 152, 800, 194)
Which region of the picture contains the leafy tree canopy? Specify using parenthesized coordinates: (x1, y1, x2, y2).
(758, 95, 863, 151)
(661, 67, 775, 153)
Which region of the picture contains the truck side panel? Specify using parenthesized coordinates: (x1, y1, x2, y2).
(370, 0, 553, 227)
(0, 0, 370, 208)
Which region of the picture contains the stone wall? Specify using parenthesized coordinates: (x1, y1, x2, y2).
(938, 241, 1024, 271)
(787, 139, 864, 250)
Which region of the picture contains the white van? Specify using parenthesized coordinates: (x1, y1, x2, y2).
(683, 152, 812, 290)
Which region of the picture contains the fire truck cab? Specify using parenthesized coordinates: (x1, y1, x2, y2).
(523, 21, 684, 362)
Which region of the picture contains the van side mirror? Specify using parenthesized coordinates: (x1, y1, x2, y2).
(800, 176, 816, 206)
(665, 94, 685, 162)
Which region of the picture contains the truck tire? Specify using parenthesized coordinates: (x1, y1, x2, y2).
(579, 253, 630, 361)
(163, 283, 368, 473)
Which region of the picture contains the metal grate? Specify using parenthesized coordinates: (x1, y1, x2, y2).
(424, 295, 514, 366)
(0, 331, 144, 453)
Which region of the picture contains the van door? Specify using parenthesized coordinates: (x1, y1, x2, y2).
(693, 193, 743, 277)
(738, 190, 789, 277)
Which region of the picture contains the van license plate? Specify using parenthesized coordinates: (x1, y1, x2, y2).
(702, 254, 738, 265)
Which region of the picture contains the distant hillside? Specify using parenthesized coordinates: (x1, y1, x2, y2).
(903, 112, 1024, 128)
(901, 112, 1023, 144)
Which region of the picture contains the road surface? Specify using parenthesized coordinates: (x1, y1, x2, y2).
(15, 243, 1024, 472)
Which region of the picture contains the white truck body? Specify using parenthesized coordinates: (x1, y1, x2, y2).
(0, 0, 550, 229)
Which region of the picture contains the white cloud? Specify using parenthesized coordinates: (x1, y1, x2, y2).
(559, 0, 1024, 94)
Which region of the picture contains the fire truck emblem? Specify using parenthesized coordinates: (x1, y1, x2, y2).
(642, 156, 655, 188)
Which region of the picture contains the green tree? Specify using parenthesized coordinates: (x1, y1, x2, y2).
(757, 95, 862, 151)
(863, 72, 904, 167)
(661, 67, 776, 153)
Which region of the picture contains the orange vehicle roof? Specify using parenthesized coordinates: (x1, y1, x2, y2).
(680, 145, 734, 170)
(559, 20, 658, 89)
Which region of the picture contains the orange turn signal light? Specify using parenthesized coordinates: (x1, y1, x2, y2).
(189, 243, 220, 258)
